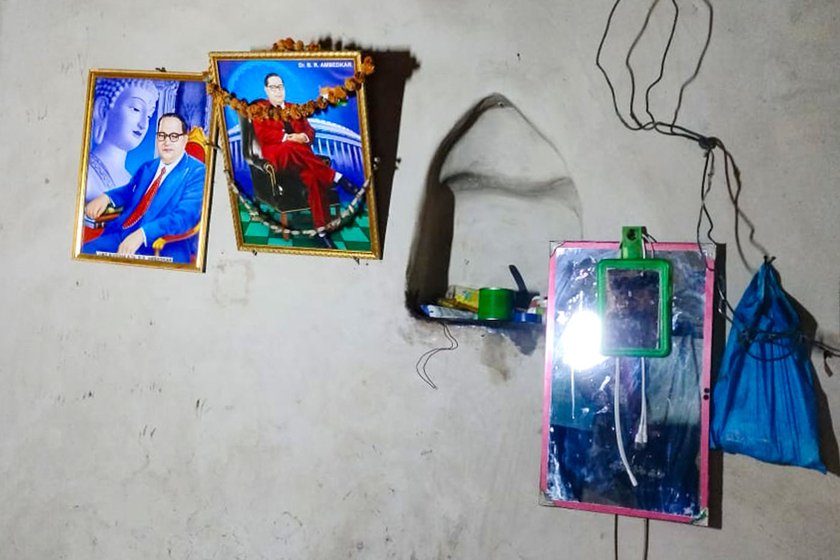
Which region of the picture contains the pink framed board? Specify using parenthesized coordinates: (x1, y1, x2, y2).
(540, 241, 716, 524)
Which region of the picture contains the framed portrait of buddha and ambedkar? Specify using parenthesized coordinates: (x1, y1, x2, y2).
(208, 51, 380, 259)
(72, 69, 217, 272)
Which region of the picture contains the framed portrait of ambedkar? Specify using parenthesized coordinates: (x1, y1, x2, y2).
(72, 70, 217, 272)
(208, 50, 380, 258)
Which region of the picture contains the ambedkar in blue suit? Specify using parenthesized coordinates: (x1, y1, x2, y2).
(83, 113, 205, 263)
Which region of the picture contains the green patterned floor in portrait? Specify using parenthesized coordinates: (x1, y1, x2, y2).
(238, 201, 372, 251)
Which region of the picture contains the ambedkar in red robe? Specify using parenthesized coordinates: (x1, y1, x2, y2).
(252, 75, 337, 229)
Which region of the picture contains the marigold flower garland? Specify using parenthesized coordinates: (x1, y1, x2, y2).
(204, 37, 375, 122)
(225, 168, 370, 238)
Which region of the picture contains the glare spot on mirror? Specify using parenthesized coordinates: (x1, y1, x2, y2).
(559, 310, 607, 371)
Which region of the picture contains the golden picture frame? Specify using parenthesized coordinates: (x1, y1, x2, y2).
(209, 50, 380, 259)
(72, 69, 218, 272)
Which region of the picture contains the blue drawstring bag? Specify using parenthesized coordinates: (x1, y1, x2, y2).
(711, 262, 826, 472)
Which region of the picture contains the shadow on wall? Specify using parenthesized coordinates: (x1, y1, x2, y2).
(309, 38, 419, 257)
(790, 295, 840, 477)
(405, 93, 583, 320)
(361, 48, 419, 253)
(707, 246, 728, 529)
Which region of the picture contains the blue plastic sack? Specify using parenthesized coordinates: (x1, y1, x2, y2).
(711, 262, 825, 472)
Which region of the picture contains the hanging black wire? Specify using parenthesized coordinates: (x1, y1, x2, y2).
(695, 145, 719, 271)
(671, 1, 712, 127)
(596, 0, 766, 269)
(614, 515, 619, 560)
(642, 1, 678, 126)
(613, 516, 651, 560)
(595, 1, 840, 361)
(415, 323, 459, 389)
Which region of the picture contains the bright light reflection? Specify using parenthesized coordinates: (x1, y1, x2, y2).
(560, 310, 607, 370)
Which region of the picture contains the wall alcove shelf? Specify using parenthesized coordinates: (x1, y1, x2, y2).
(405, 93, 581, 352)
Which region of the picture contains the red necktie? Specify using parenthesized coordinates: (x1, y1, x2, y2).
(123, 167, 166, 229)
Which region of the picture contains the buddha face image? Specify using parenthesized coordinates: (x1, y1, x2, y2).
(102, 84, 159, 151)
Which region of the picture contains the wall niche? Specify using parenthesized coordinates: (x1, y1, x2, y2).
(406, 93, 582, 333)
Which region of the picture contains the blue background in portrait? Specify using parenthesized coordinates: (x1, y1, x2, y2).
(88, 78, 212, 180)
(216, 58, 364, 199)
(217, 59, 360, 131)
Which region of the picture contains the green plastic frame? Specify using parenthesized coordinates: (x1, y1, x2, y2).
(596, 227, 672, 357)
